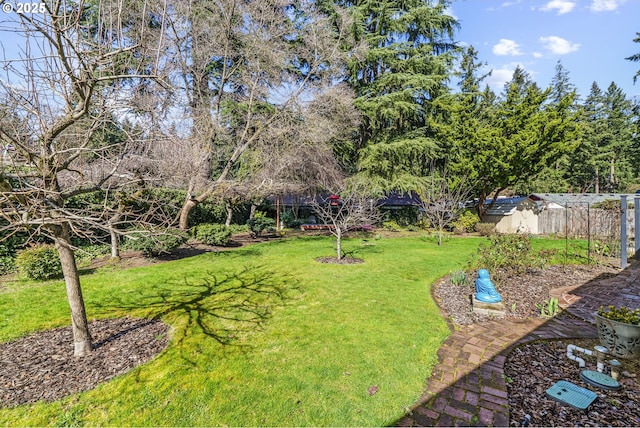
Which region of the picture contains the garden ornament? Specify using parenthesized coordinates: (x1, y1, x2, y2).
(475, 269, 502, 303)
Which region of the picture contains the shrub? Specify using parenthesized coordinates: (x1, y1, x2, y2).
(281, 211, 303, 229)
(471, 234, 551, 282)
(246, 212, 276, 237)
(193, 223, 232, 246)
(0, 256, 16, 275)
(382, 220, 402, 231)
(16, 245, 63, 280)
(382, 206, 419, 226)
(0, 232, 30, 275)
(474, 222, 495, 236)
(228, 224, 249, 234)
(76, 244, 111, 263)
(122, 229, 188, 257)
(449, 270, 468, 286)
(451, 210, 480, 234)
(0, 242, 16, 275)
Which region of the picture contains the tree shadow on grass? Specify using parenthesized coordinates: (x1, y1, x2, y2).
(94, 264, 299, 362)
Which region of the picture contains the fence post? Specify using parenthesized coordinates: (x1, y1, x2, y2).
(621, 195, 627, 269)
(587, 203, 591, 265)
(633, 196, 640, 260)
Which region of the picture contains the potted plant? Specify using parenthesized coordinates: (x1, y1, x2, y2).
(594, 305, 640, 359)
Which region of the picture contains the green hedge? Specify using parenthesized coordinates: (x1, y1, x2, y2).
(192, 223, 232, 246)
(15, 245, 63, 280)
(247, 212, 276, 237)
(121, 229, 188, 257)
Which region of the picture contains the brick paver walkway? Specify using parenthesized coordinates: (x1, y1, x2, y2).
(396, 261, 640, 427)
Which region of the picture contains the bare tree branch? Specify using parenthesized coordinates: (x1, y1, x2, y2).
(0, 0, 167, 357)
(417, 168, 472, 245)
(310, 183, 382, 260)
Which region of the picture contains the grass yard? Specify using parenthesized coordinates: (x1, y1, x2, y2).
(0, 235, 483, 426)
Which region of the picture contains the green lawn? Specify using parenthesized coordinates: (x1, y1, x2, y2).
(0, 236, 482, 426)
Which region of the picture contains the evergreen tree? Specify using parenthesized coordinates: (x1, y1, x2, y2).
(516, 61, 577, 193)
(339, 0, 459, 188)
(626, 32, 640, 83)
(550, 60, 577, 104)
(457, 46, 490, 96)
(446, 67, 578, 218)
(576, 82, 635, 192)
(599, 83, 636, 191)
(434, 45, 494, 190)
(569, 82, 603, 192)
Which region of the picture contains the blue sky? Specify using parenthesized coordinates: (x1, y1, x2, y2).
(1, 1, 638, 101)
(450, 0, 640, 100)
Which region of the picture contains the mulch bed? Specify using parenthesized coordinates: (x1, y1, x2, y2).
(506, 337, 640, 427)
(0, 317, 169, 408)
(433, 265, 619, 325)
(434, 264, 640, 426)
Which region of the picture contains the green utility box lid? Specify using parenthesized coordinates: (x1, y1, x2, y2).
(545, 380, 597, 410)
(580, 370, 621, 390)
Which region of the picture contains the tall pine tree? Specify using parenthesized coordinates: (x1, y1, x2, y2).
(626, 32, 640, 83)
(338, 0, 459, 189)
(576, 82, 635, 192)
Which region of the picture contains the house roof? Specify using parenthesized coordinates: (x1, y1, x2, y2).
(273, 191, 421, 207)
(380, 191, 422, 207)
(485, 196, 530, 216)
(529, 193, 640, 207)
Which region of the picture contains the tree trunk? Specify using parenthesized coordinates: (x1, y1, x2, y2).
(610, 158, 616, 192)
(249, 204, 257, 220)
(179, 198, 198, 230)
(336, 229, 342, 261)
(595, 167, 600, 193)
(225, 201, 233, 227)
(110, 228, 120, 259)
(54, 224, 92, 357)
(477, 190, 487, 221)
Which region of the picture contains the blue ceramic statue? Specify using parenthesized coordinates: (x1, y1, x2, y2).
(475, 269, 502, 303)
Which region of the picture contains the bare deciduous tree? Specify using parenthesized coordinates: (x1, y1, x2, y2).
(310, 184, 381, 261)
(0, 0, 165, 357)
(147, 0, 355, 229)
(243, 85, 359, 201)
(417, 169, 471, 246)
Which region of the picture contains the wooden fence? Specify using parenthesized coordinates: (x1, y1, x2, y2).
(538, 208, 635, 238)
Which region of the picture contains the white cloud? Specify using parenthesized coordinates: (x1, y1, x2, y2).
(539, 36, 580, 54)
(540, 1, 576, 14)
(444, 6, 458, 20)
(493, 39, 523, 56)
(589, 0, 625, 12)
(533, 52, 544, 58)
(483, 62, 541, 92)
(488, 68, 514, 88)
